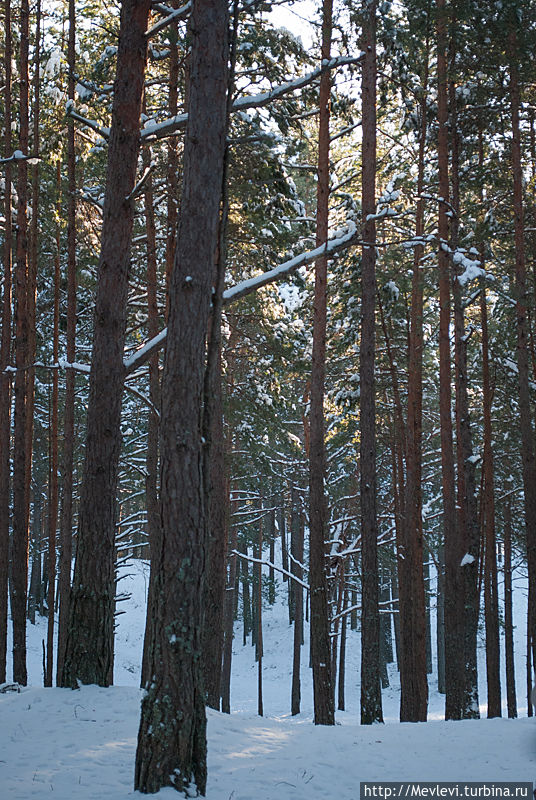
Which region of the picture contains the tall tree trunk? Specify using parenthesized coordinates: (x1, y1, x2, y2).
(360, 0, 382, 726)
(140, 129, 161, 689)
(508, 26, 536, 708)
(399, 51, 429, 722)
(437, 0, 462, 720)
(449, 63, 480, 720)
(12, 0, 30, 686)
(46, 158, 60, 687)
(256, 514, 263, 717)
(504, 499, 517, 718)
(135, 0, 228, 791)
(61, 0, 151, 688)
(308, 0, 335, 727)
(478, 127, 501, 718)
(56, 0, 77, 684)
(0, 0, 13, 685)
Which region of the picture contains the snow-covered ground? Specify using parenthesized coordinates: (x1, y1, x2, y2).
(1, 559, 535, 798)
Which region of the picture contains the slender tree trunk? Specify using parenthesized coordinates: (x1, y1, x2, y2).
(399, 55, 429, 721)
(56, 0, 77, 684)
(437, 0, 462, 720)
(437, 545, 446, 694)
(135, 0, 228, 790)
(0, 0, 13, 685)
(61, 0, 151, 688)
(308, 0, 335, 727)
(478, 124, 501, 717)
(504, 499, 517, 718)
(140, 129, 161, 689)
(449, 65, 480, 720)
(338, 591, 347, 711)
(256, 514, 263, 717)
(221, 515, 238, 714)
(46, 159, 60, 687)
(508, 27, 536, 707)
(12, 0, 30, 686)
(291, 485, 303, 716)
(360, 0, 382, 726)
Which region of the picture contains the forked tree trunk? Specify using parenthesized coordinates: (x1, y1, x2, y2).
(0, 0, 13, 685)
(56, 0, 77, 684)
(61, 0, 151, 688)
(135, 0, 228, 791)
(308, 0, 335, 727)
(360, 0, 383, 726)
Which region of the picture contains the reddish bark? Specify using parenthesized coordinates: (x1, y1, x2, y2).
(360, 0, 383, 725)
(308, 0, 335, 727)
(12, 0, 30, 686)
(135, 0, 228, 790)
(437, 0, 462, 720)
(56, 0, 77, 684)
(61, 0, 151, 688)
(0, 0, 13, 685)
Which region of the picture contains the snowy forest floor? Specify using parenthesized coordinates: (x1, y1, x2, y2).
(1, 560, 536, 798)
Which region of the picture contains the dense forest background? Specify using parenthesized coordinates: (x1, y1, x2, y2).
(1, 0, 536, 794)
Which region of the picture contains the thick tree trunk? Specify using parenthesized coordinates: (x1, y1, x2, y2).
(360, 0, 382, 726)
(308, 0, 335, 727)
(135, 0, 228, 791)
(12, 0, 30, 686)
(0, 0, 13, 685)
(61, 0, 151, 688)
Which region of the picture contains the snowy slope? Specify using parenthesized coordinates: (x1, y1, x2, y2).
(1, 559, 535, 798)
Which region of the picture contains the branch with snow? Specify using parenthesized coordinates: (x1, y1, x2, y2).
(145, 1, 191, 38)
(140, 56, 364, 141)
(231, 550, 309, 590)
(123, 222, 359, 375)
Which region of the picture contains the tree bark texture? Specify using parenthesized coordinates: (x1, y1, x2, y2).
(0, 0, 13, 685)
(360, 0, 383, 726)
(135, 0, 228, 792)
(504, 500, 517, 719)
(56, 0, 77, 684)
(508, 29, 536, 703)
(61, 0, 151, 688)
(437, 0, 462, 720)
(12, 0, 30, 686)
(308, 0, 335, 727)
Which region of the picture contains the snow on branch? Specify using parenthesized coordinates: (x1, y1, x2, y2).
(66, 101, 110, 141)
(140, 56, 363, 141)
(123, 222, 359, 375)
(145, 1, 191, 38)
(231, 550, 309, 590)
